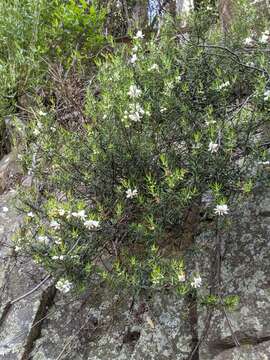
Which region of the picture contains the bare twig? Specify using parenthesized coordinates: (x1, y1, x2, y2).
(187, 309, 213, 360)
(0, 274, 52, 328)
(219, 296, 241, 347)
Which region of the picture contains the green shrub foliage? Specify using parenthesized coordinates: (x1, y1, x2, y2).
(15, 3, 270, 297)
(0, 0, 106, 138)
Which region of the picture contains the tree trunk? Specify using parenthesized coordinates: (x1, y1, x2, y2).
(132, 0, 149, 28)
(218, 0, 234, 33)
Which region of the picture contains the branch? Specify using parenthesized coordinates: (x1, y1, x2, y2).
(187, 309, 213, 360)
(0, 274, 52, 328)
(193, 43, 270, 81)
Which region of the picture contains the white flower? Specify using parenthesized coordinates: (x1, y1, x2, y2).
(130, 53, 137, 64)
(134, 30, 144, 39)
(129, 112, 141, 122)
(58, 208, 65, 216)
(260, 31, 269, 44)
(148, 63, 159, 71)
(14, 245, 21, 252)
(244, 37, 253, 46)
(50, 220, 60, 229)
(214, 204, 229, 216)
(217, 81, 230, 90)
(132, 45, 138, 53)
(54, 237, 62, 245)
(178, 273, 186, 282)
(50, 127, 56, 132)
(2, 207, 8, 213)
(52, 254, 65, 261)
(205, 119, 217, 126)
(130, 103, 143, 113)
(191, 275, 202, 288)
(55, 278, 73, 294)
(38, 110, 47, 116)
(261, 35, 269, 43)
(33, 128, 40, 136)
(126, 188, 138, 199)
(128, 85, 141, 98)
(128, 103, 144, 122)
(37, 235, 50, 245)
(71, 210, 86, 220)
(160, 107, 167, 113)
(208, 141, 219, 153)
(84, 219, 100, 230)
(27, 211, 35, 218)
(263, 89, 270, 101)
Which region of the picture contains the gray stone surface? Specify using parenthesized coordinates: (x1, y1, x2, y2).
(0, 153, 21, 194)
(0, 190, 50, 360)
(198, 187, 270, 360)
(213, 341, 270, 360)
(31, 290, 193, 360)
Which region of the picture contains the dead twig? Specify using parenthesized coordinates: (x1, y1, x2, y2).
(0, 274, 51, 328)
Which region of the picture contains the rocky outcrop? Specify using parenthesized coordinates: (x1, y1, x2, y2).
(212, 341, 270, 360)
(0, 190, 55, 360)
(0, 153, 21, 194)
(31, 291, 193, 360)
(197, 187, 270, 360)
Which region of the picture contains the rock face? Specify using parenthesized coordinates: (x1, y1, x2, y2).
(197, 187, 270, 360)
(0, 153, 21, 194)
(32, 291, 193, 360)
(212, 341, 270, 360)
(0, 160, 270, 359)
(0, 190, 54, 360)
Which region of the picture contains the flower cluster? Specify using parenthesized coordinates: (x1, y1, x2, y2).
(71, 209, 86, 220)
(148, 63, 159, 72)
(243, 30, 269, 46)
(134, 30, 144, 40)
(264, 89, 270, 101)
(214, 204, 229, 216)
(37, 235, 50, 245)
(128, 84, 141, 98)
(84, 219, 100, 229)
(50, 220, 60, 229)
(55, 278, 73, 293)
(129, 31, 144, 64)
(124, 103, 145, 122)
(178, 273, 186, 282)
(52, 254, 66, 261)
(208, 142, 219, 153)
(126, 188, 138, 199)
(260, 31, 269, 44)
(191, 275, 202, 288)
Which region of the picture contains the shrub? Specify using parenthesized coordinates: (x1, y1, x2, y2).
(15, 3, 270, 298)
(0, 0, 106, 155)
